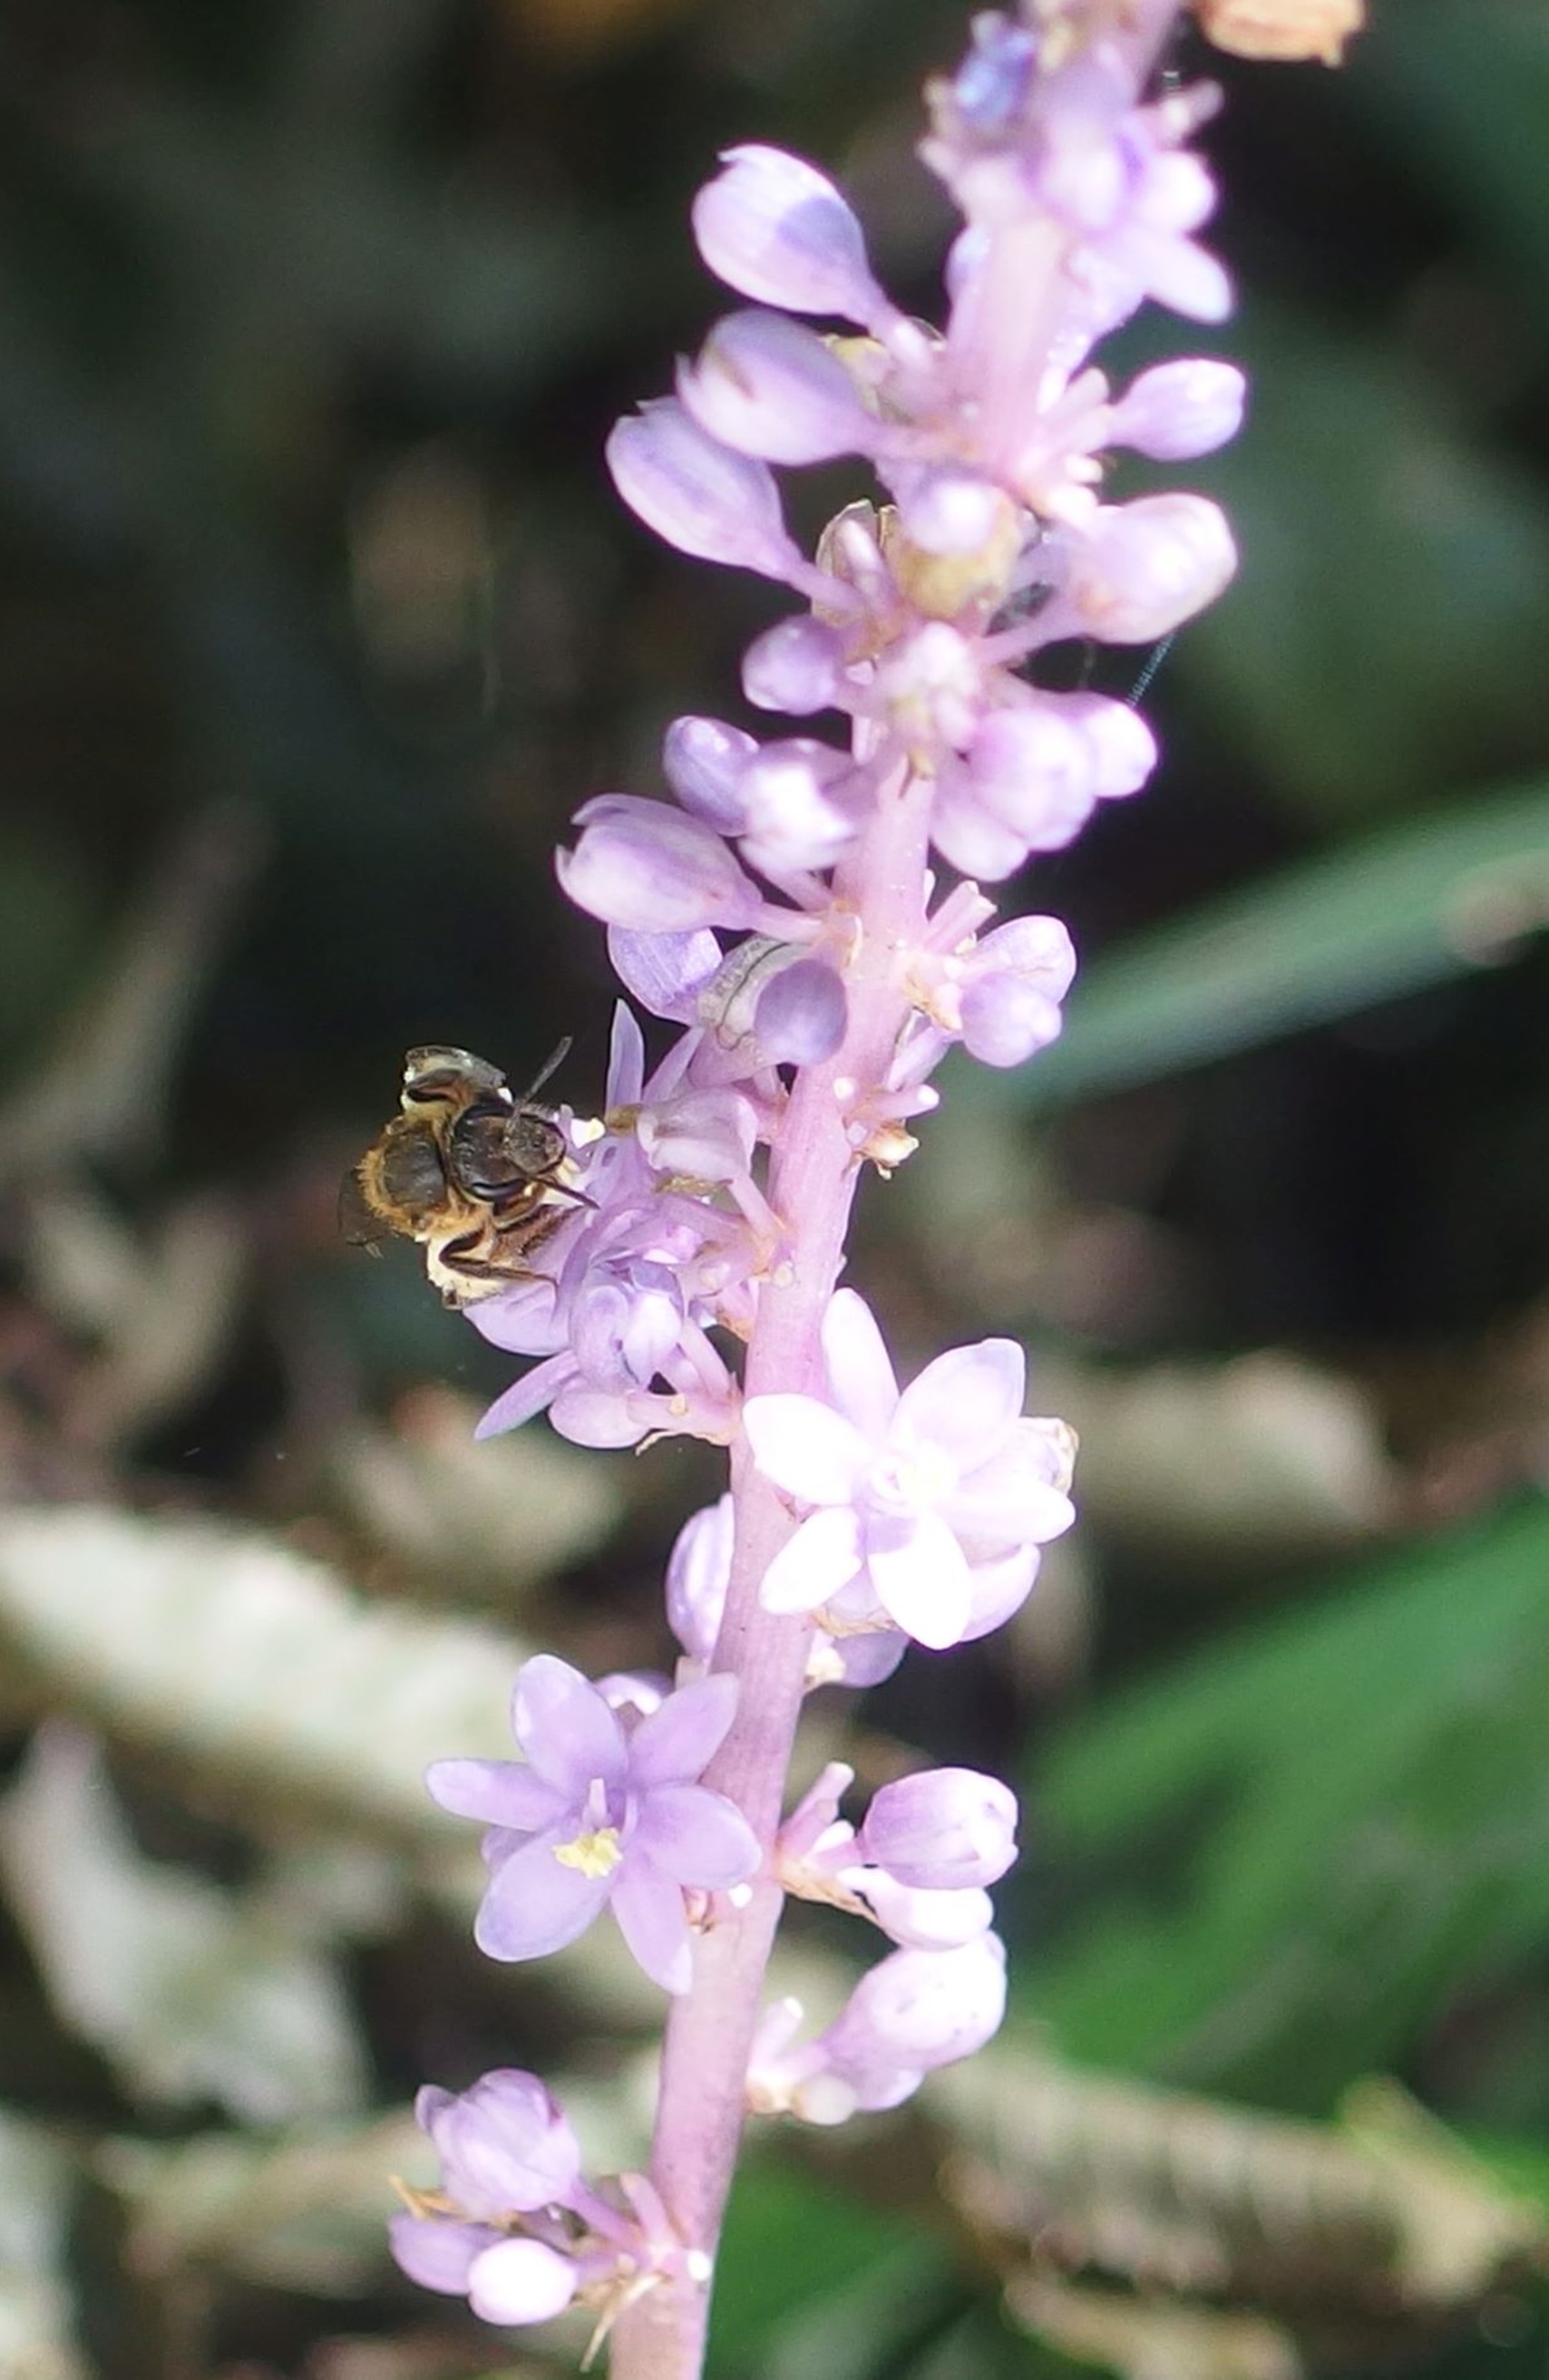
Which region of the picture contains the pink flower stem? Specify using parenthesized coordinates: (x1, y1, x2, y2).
(609, 760, 930, 2380)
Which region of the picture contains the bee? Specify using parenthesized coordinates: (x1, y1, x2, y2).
(342, 1042, 583, 1306)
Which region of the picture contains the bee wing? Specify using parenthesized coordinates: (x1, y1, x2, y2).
(338, 1166, 391, 1249)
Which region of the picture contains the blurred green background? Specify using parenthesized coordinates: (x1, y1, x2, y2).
(5, 1, 1549, 2375)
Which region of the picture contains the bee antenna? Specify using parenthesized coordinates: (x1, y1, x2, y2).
(523, 1037, 572, 1102)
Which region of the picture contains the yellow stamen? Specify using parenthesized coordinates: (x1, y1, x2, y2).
(553, 1826, 624, 1879)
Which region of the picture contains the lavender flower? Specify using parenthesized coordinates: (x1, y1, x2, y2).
(427, 1656, 759, 1992)
(388, 2070, 597, 2327)
(744, 1288, 1075, 1647)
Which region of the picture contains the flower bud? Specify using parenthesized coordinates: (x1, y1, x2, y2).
(692, 144, 885, 325)
(607, 400, 802, 579)
(737, 743, 858, 871)
(754, 957, 848, 1064)
(414, 2070, 582, 2219)
(856, 1768, 1018, 1889)
(559, 796, 764, 934)
(667, 1492, 734, 1663)
(663, 714, 759, 831)
(679, 310, 873, 465)
(1110, 358, 1246, 460)
(966, 704, 1098, 849)
(959, 914, 1077, 1068)
(820, 1934, 1007, 2088)
(1063, 494, 1238, 643)
(742, 616, 847, 715)
(466, 2237, 580, 2326)
(857, 1870, 996, 1948)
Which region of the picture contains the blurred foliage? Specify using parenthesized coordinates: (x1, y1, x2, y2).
(3, 0, 1549, 2375)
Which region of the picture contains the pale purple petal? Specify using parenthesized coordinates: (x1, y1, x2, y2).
(633, 1783, 759, 1886)
(858, 1768, 1018, 1888)
(959, 1544, 1041, 1640)
(1062, 494, 1237, 644)
(548, 1381, 657, 1448)
(418, 2070, 581, 2216)
(866, 1508, 973, 1649)
(637, 1089, 758, 1181)
(893, 1338, 1024, 1463)
(759, 1505, 865, 1615)
(606, 1000, 647, 1107)
(475, 1829, 616, 1963)
(425, 1758, 567, 1833)
(679, 309, 872, 466)
(469, 1282, 567, 1358)
(741, 616, 847, 717)
(1110, 357, 1246, 459)
(666, 1493, 734, 1663)
(820, 1289, 899, 1445)
(691, 144, 886, 325)
(608, 926, 723, 1023)
(606, 400, 802, 580)
(466, 2236, 579, 2326)
(389, 2211, 492, 2295)
(474, 1353, 579, 1438)
(858, 1872, 995, 1948)
(512, 1656, 628, 1797)
(960, 972, 1064, 1067)
(629, 1672, 740, 1788)
(559, 796, 765, 935)
(828, 1628, 909, 1687)
(743, 1392, 872, 1504)
(663, 714, 760, 831)
(610, 1849, 694, 1993)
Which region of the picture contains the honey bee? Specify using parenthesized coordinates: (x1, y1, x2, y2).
(342, 1042, 583, 1306)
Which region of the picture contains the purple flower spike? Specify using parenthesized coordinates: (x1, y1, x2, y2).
(680, 310, 873, 466)
(559, 795, 765, 934)
(856, 1768, 1018, 1889)
(428, 1655, 760, 1992)
(692, 144, 890, 327)
(414, 2069, 582, 2218)
(744, 1289, 1076, 1649)
(606, 399, 804, 580)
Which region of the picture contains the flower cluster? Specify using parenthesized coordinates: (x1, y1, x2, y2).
(393, 2, 1245, 2362)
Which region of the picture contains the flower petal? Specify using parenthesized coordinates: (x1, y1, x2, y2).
(760, 1505, 865, 1615)
(743, 1393, 871, 1504)
(606, 1000, 647, 1107)
(611, 1848, 694, 1993)
(893, 1338, 1024, 1463)
(821, 1288, 899, 1443)
(474, 1353, 578, 1438)
(425, 1758, 566, 1833)
(388, 2212, 493, 2295)
(629, 1673, 739, 1788)
(474, 1829, 615, 1963)
(866, 1509, 972, 1649)
(634, 1783, 759, 1887)
(511, 1656, 628, 1798)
